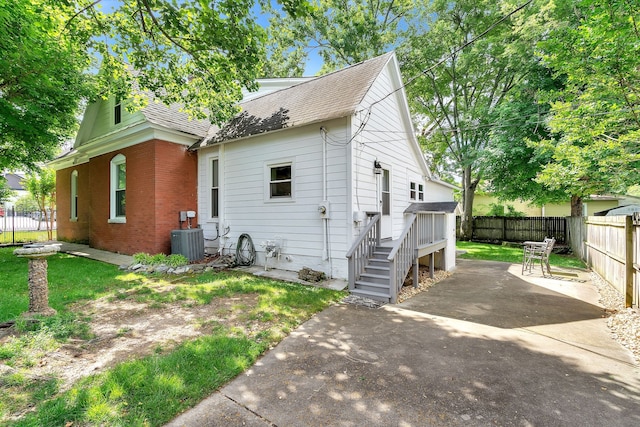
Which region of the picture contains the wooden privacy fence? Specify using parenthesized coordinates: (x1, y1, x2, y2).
(566, 215, 639, 308)
(456, 216, 567, 244)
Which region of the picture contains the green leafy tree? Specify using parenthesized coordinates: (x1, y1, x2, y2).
(0, 178, 15, 204)
(482, 64, 569, 207)
(535, 0, 640, 216)
(1, 0, 310, 171)
(14, 195, 40, 214)
(263, 0, 415, 75)
(24, 169, 56, 240)
(0, 0, 93, 171)
(401, 0, 546, 239)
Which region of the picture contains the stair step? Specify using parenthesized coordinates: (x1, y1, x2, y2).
(349, 288, 391, 303)
(371, 251, 391, 260)
(365, 264, 390, 274)
(354, 280, 390, 294)
(359, 272, 390, 285)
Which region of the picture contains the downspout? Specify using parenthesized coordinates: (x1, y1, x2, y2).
(321, 127, 329, 262)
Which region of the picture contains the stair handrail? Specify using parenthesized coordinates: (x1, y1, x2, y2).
(387, 213, 418, 303)
(346, 212, 381, 290)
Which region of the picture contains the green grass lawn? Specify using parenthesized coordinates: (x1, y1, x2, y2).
(456, 240, 586, 269)
(0, 230, 56, 245)
(0, 247, 346, 426)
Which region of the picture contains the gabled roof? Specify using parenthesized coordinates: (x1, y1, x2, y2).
(194, 52, 394, 148)
(2, 173, 25, 191)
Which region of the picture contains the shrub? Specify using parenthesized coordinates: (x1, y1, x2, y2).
(166, 254, 189, 268)
(132, 252, 189, 268)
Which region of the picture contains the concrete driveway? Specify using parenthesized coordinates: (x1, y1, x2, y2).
(167, 259, 640, 426)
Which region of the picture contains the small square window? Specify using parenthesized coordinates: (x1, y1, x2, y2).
(270, 164, 292, 198)
(410, 182, 416, 200)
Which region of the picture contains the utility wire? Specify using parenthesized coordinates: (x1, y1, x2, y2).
(357, 0, 535, 114)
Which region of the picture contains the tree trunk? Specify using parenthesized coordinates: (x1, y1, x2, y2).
(570, 195, 583, 217)
(459, 166, 479, 240)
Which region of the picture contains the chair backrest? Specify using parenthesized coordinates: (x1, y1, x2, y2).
(543, 238, 556, 256)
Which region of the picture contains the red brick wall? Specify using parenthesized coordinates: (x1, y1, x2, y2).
(56, 139, 198, 255)
(87, 140, 197, 255)
(56, 163, 91, 243)
(152, 140, 198, 253)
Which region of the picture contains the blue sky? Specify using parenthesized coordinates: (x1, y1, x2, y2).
(98, 0, 323, 76)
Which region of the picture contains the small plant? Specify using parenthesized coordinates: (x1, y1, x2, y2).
(132, 252, 189, 268)
(166, 254, 189, 268)
(133, 252, 154, 265)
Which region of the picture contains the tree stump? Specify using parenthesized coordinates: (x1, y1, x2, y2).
(14, 244, 60, 317)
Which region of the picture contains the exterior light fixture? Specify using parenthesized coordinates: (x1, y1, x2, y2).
(373, 160, 382, 175)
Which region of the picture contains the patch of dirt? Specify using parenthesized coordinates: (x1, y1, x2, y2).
(1, 292, 263, 393)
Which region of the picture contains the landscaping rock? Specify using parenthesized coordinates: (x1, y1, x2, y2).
(173, 266, 190, 274)
(298, 267, 326, 282)
(130, 263, 144, 271)
(155, 265, 170, 274)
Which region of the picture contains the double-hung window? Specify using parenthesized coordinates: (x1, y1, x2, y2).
(269, 163, 292, 199)
(109, 154, 126, 222)
(211, 158, 219, 218)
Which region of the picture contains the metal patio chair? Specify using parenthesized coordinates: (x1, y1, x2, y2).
(522, 237, 555, 277)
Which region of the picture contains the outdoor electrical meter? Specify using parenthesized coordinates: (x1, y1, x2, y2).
(318, 201, 330, 218)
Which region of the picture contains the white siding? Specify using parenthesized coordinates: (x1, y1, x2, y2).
(197, 119, 351, 278)
(349, 62, 453, 240)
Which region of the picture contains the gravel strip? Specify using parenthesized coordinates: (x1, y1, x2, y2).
(591, 272, 640, 364)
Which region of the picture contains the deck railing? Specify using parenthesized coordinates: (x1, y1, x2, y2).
(346, 213, 381, 290)
(388, 212, 447, 303)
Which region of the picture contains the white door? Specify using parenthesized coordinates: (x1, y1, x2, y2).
(380, 168, 392, 239)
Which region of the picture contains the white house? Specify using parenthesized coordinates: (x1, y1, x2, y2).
(193, 52, 457, 302)
(51, 51, 456, 303)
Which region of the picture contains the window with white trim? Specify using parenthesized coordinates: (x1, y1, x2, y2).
(211, 158, 219, 218)
(70, 170, 78, 220)
(410, 181, 424, 201)
(110, 154, 126, 221)
(269, 163, 292, 199)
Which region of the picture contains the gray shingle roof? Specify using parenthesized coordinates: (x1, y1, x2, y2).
(142, 100, 210, 137)
(404, 202, 459, 214)
(195, 52, 394, 148)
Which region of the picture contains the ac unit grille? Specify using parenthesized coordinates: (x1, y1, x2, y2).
(171, 229, 204, 261)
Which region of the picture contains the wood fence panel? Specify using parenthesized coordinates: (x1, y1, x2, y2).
(633, 214, 640, 307)
(586, 217, 627, 298)
(460, 216, 567, 243)
(566, 217, 586, 259)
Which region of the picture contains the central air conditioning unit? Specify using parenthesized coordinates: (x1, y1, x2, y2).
(171, 228, 204, 261)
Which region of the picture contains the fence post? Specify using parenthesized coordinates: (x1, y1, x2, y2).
(625, 215, 633, 308)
